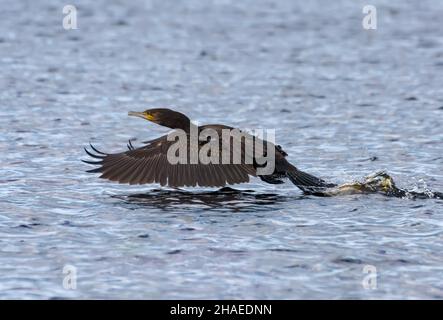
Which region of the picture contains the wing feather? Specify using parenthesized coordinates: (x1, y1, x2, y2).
(84, 130, 256, 187)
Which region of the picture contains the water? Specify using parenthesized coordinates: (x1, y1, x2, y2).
(0, 0, 442, 299)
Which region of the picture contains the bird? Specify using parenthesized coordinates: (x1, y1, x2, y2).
(83, 108, 335, 194)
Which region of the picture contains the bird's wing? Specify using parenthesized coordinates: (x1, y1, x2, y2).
(83, 134, 256, 187)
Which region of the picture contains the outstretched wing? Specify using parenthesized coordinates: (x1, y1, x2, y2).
(83, 134, 256, 187)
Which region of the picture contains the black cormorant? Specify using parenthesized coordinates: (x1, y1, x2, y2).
(83, 108, 334, 194)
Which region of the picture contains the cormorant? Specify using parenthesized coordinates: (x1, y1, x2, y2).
(83, 108, 334, 194)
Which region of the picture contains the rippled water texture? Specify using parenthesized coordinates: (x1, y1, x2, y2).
(0, 0, 442, 299)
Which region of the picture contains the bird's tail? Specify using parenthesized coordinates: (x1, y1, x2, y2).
(286, 166, 336, 195)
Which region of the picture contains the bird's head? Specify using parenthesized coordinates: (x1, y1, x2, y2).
(128, 108, 191, 131)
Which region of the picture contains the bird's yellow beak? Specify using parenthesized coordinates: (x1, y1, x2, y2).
(128, 111, 154, 121)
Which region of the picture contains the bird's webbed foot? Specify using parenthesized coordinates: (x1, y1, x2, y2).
(127, 139, 135, 151)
